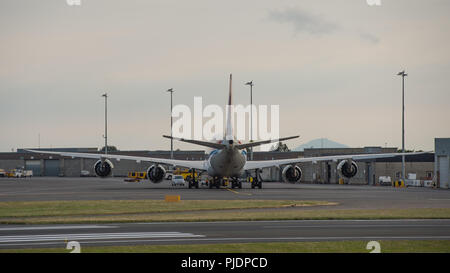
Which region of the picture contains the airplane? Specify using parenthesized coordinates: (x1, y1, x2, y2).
(27, 74, 428, 189)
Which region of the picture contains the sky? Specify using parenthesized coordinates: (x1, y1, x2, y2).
(1, 0, 449, 152)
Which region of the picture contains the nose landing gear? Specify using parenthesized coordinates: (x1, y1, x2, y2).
(209, 176, 221, 189)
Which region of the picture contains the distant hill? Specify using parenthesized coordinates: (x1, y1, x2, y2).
(293, 138, 349, 151)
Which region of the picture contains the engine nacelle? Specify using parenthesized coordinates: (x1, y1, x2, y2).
(147, 164, 166, 183)
(337, 160, 358, 178)
(94, 159, 114, 177)
(282, 165, 302, 183)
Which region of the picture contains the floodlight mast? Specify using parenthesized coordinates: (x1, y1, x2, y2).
(167, 88, 174, 159)
(245, 81, 254, 160)
(397, 70, 408, 182)
(102, 93, 108, 155)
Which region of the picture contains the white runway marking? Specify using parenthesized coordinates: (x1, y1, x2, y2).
(134, 219, 450, 225)
(2, 236, 450, 248)
(262, 224, 450, 229)
(0, 232, 205, 243)
(0, 225, 117, 231)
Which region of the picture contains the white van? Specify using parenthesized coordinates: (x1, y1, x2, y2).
(171, 175, 186, 186)
(378, 176, 392, 186)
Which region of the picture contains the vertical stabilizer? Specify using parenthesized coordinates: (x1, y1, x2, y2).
(225, 74, 233, 140)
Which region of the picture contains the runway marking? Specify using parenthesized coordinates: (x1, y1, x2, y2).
(134, 219, 450, 225)
(2, 236, 450, 248)
(0, 232, 205, 243)
(0, 225, 117, 231)
(85, 235, 450, 243)
(226, 188, 252, 196)
(262, 224, 450, 229)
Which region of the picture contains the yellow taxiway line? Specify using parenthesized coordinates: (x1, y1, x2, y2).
(226, 188, 253, 196)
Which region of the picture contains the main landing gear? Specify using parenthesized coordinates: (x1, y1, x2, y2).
(186, 171, 260, 190)
(231, 177, 242, 189)
(187, 168, 199, 189)
(251, 169, 262, 189)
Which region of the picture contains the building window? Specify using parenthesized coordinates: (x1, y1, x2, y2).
(395, 172, 401, 179)
(426, 171, 433, 179)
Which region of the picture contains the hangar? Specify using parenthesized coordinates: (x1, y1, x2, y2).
(257, 147, 434, 185)
(0, 142, 442, 188)
(0, 149, 206, 177)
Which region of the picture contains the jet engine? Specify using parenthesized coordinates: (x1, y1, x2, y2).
(94, 159, 114, 177)
(282, 165, 302, 183)
(337, 160, 358, 178)
(147, 164, 166, 183)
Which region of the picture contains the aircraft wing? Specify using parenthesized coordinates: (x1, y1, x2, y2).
(162, 135, 225, 149)
(243, 151, 431, 170)
(234, 136, 299, 150)
(26, 150, 208, 170)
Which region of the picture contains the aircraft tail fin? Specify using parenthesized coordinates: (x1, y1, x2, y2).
(225, 74, 233, 140)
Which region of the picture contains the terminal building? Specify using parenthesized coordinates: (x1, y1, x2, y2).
(0, 138, 448, 189)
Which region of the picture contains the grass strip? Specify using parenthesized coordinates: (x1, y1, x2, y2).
(0, 200, 334, 218)
(1, 208, 449, 225)
(1, 240, 449, 253)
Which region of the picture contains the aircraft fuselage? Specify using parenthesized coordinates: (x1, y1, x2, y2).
(206, 147, 246, 177)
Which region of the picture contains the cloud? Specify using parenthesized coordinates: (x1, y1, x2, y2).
(359, 32, 380, 44)
(268, 8, 339, 35)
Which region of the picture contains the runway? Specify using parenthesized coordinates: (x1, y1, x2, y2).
(0, 220, 449, 249)
(0, 177, 450, 210)
(1, 177, 450, 250)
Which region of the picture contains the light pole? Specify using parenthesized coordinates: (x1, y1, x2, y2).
(245, 81, 254, 160)
(167, 88, 174, 159)
(102, 93, 108, 155)
(397, 70, 407, 182)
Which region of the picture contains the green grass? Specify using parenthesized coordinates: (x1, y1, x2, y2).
(0, 199, 336, 224)
(1, 207, 450, 225)
(1, 199, 449, 225)
(1, 241, 449, 253)
(0, 200, 333, 217)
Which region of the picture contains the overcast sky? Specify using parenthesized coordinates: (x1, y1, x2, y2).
(1, 0, 449, 152)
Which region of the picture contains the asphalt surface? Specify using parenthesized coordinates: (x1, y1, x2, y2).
(1, 177, 450, 250)
(0, 177, 450, 210)
(0, 220, 449, 249)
